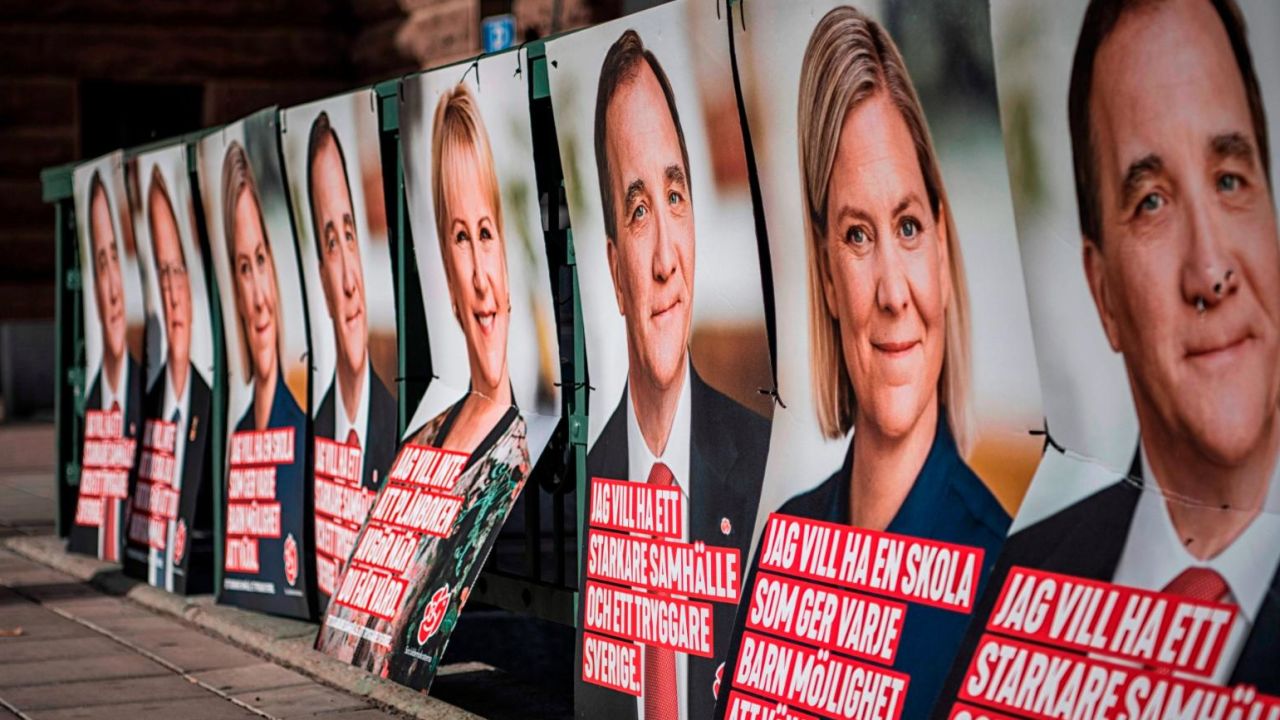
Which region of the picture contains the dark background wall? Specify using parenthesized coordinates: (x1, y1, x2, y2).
(0, 0, 615, 419)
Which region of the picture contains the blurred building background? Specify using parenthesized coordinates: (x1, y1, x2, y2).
(0, 0, 666, 422)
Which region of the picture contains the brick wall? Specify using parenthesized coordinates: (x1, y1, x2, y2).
(1, 0, 607, 321)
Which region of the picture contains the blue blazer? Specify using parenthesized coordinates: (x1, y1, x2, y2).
(222, 372, 311, 619)
(716, 412, 1010, 720)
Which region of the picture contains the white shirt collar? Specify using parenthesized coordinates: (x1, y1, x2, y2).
(102, 357, 128, 412)
(336, 362, 371, 451)
(1116, 446, 1280, 625)
(625, 359, 693, 501)
(624, 358, 692, 720)
(163, 363, 192, 428)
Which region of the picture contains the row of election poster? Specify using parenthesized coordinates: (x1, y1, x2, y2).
(64, 0, 1280, 714)
(121, 144, 217, 594)
(315, 50, 562, 691)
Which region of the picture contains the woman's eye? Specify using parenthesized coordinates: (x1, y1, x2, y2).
(1218, 173, 1243, 193)
(480, 227, 492, 241)
(455, 230, 468, 244)
(901, 218, 919, 238)
(1137, 192, 1164, 215)
(844, 226, 869, 246)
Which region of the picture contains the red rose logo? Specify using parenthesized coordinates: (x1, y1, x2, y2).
(283, 533, 299, 586)
(416, 584, 451, 645)
(172, 519, 187, 564)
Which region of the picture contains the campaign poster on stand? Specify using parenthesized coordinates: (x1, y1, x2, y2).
(120, 143, 217, 594)
(70, 150, 146, 562)
(281, 90, 399, 612)
(936, 2, 1280, 718)
(198, 109, 314, 619)
(547, 0, 776, 715)
(315, 50, 561, 691)
(712, 2, 1046, 718)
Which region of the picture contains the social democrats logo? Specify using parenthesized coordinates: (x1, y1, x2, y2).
(283, 533, 299, 586)
(416, 584, 451, 645)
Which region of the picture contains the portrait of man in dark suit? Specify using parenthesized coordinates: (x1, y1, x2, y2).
(305, 111, 397, 493)
(943, 0, 1280, 703)
(84, 170, 143, 437)
(72, 168, 143, 559)
(579, 28, 771, 720)
(135, 164, 214, 594)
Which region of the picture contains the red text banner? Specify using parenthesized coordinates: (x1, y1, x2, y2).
(746, 571, 906, 666)
(229, 428, 295, 466)
(582, 631, 642, 697)
(757, 514, 982, 613)
(589, 476, 683, 538)
(724, 690, 819, 720)
(85, 409, 123, 439)
(331, 562, 407, 622)
(224, 428, 294, 575)
(958, 633, 1280, 720)
(986, 566, 1237, 677)
(733, 631, 910, 720)
(586, 528, 741, 602)
(386, 444, 468, 491)
(583, 580, 715, 657)
(326, 443, 467, 619)
(141, 419, 177, 454)
(946, 701, 1020, 720)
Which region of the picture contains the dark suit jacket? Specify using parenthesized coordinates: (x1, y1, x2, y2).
(221, 373, 312, 620)
(313, 368, 397, 493)
(70, 354, 144, 558)
(933, 455, 1280, 717)
(122, 364, 214, 594)
(715, 412, 1010, 720)
(576, 366, 772, 720)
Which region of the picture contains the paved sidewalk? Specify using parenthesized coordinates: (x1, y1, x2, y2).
(0, 545, 398, 719)
(0, 423, 570, 720)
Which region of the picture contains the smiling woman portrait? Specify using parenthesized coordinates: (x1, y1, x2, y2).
(718, 6, 1013, 718)
(377, 82, 532, 682)
(221, 140, 302, 433)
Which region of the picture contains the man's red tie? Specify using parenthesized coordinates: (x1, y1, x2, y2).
(644, 462, 678, 720)
(1154, 567, 1234, 676)
(346, 428, 360, 450)
(1162, 567, 1232, 605)
(105, 400, 122, 561)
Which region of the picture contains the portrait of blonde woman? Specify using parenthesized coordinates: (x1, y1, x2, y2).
(329, 83, 531, 683)
(719, 8, 1011, 719)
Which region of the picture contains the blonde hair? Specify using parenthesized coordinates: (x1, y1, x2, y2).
(799, 6, 973, 454)
(430, 84, 504, 257)
(221, 140, 285, 381)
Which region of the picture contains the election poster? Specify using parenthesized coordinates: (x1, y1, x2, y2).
(281, 90, 399, 611)
(198, 109, 315, 619)
(935, 1, 1280, 718)
(120, 143, 217, 594)
(315, 49, 562, 691)
(546, 0, 776, 715)
(70, 150, 147, 562)
(714, 2, 1045, 718)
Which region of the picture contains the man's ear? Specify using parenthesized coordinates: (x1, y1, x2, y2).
(1083, 237, 1122, 353)
(606, 235, 627, 318)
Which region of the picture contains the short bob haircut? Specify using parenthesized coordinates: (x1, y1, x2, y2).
(798, 5, 973, 454)
(220, 140, 284, 381)
(430, 83, 505, 260)
(1068, 0, 1269, 247)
